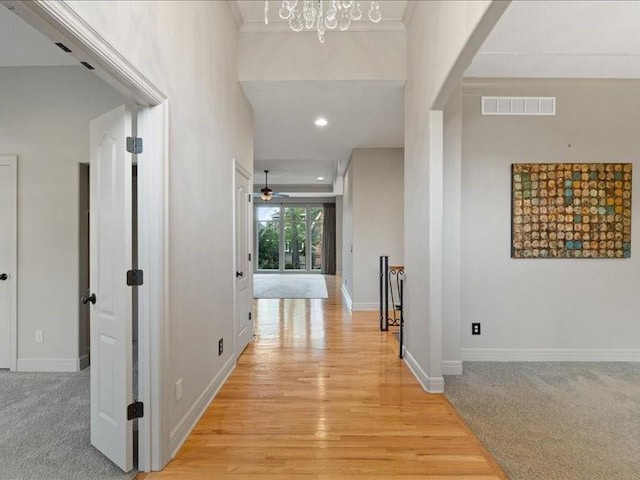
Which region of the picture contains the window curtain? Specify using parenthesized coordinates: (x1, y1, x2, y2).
(322, 203, 336, 275)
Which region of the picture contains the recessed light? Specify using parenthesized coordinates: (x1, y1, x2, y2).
(314, 117, 328, 127)
(317, 177, 325, 181)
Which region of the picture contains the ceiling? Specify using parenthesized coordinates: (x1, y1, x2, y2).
(0, 4, 77, 67)
(237, 1, 408, 30)
(238, 2, 409, 191)
(466, 0, 640, 79)
(243, 80, 404, 187)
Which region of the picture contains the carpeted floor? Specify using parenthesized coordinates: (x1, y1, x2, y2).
(253, 273, 328, 299)
(445, 362, 640, 480)
(0, 368, 137, 480)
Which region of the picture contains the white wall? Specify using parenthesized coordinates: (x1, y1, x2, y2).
(404, 0, 505, 391)
(346, 148, 404, 310)
(342, 164, 354, 305)
(239, 30, 406, 82)
(0, 66, 127, 371)
(461, 79, 640, 361)
(442, 85, 463, 374)
(335, 196, 343, 275)
(65, 1, 254, 451)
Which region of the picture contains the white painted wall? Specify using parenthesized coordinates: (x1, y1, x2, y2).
(442, 85, 463, 375)
(342, 164, 354, 306)
(461, 79, 640, 361)
(0, 66, 126, 370)
(65, 1, 254, 450)
(404, 1, 505, 391)
(239, 30, 406, 82)
(335, 196, 343, 275)
(347, 148, 404, 310)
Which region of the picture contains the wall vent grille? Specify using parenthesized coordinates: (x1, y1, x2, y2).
(482, 96, 556, 116)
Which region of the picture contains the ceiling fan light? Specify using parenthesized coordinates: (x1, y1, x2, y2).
(260, 188, 274, 201)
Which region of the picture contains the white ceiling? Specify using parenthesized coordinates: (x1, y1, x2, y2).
(466, 0, 640, 79)
(242, 80, 404, 186)
(0, 5, 78, 67)
(237, 1, 408, 30)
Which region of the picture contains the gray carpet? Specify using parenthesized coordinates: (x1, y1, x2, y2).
(0, 368, 137, 480)
(253, 274, 328, 299)
(445, 362, 640, 480)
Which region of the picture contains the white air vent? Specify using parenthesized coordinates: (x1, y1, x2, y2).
(482, 96, 556, 116)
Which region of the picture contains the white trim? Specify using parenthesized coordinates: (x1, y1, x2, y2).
(17, 358, 79, 372)
(170, 358, 236, 457)
(341, 283, 352, 311)
(240, 20, 406, 34)
(442, 360, 463, 375)
(461, 348, 640, 362)
(78, 354, 90, 370)
(351, 302, 379, 311)
(403, 348, 445, 393)
(0, 155, 18, 372)
(9, 1, 165, 105)
(138, 101, 170, 471)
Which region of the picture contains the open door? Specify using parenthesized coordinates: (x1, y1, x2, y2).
(88, 105, 134, 472)
(235, 164, 253, 357)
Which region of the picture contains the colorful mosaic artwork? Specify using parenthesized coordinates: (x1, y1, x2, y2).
(512, 163, 632, 259)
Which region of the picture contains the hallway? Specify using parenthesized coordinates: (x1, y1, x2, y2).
(142, 277, 505, 479)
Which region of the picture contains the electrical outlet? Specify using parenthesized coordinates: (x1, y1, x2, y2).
(218, 338, 224, 356)
(35, 330, 44, 343)
(472, 323, 481, 335)
(175, 379, 183, 401)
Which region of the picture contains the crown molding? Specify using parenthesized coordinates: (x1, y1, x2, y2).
(240, 20, 406, 34)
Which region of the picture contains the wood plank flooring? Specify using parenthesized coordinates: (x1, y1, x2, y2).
(140, 276, 505, 479)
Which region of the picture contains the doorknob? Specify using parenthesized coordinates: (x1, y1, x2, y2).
(236, 271, 244, 278)
(82, 292, 96, 305)
(0, 273, 7, 281)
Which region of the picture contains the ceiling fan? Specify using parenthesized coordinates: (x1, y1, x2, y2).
(254, 170, 289, 201)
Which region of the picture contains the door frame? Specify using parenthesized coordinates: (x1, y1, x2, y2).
(0, 156, 18, 372)
(6, 0, 170, 471)
(233, 160, 252, 359)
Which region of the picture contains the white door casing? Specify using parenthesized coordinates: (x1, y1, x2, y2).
(234, 163, 253, 357)
(89, 105, 134, 472)
(0, 156, 17, 370)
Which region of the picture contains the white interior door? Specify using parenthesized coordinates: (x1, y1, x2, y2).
(235, 165, 253, 357)
(89, 105, 134, 472)
(0, 156, 17, 370)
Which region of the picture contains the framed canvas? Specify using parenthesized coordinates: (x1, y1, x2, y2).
(511, 163, 632, 258)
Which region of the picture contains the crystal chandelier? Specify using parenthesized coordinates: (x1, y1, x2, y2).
(264, 1, 383, 43)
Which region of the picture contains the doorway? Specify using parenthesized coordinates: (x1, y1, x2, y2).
(255, 204, 324, 272)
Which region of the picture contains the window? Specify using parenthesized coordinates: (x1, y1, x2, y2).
(255, 204, 324, 272)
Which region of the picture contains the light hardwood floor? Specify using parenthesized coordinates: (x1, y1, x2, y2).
(140, 276, 505, 479)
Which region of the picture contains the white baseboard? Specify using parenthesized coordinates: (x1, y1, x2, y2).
(17, 357, 79, 372)
(341, 283, 352, 311)
(170, 357, 235, 457)
(442, 360, 463, 375)
(462, 348, 640, 362)
(78, 354, 90, 370)
(351, 302, 378, 311)
(403, 347, 445, 393)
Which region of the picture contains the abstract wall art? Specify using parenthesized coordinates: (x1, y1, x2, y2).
(512, 163, 632, 258)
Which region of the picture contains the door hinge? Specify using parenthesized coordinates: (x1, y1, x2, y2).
(126, 269, 144, 286)
(248, 194, 252, 202)
(248, 312, 252, 320)
(127, 401, 144, 420)
(248, 253, 252, 261)
(126, 136, 143, 154)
